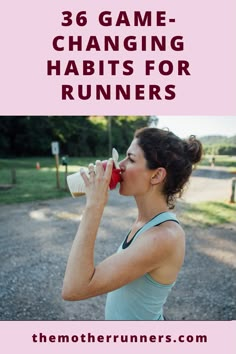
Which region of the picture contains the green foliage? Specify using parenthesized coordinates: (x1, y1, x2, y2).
(0, 116, 149, 158)
(201, 135, 236, 156)
(203, 144, 236, 156)
(110, 116, 149, 152)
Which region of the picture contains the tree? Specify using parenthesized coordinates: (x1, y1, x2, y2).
(0, 116, 150, 157)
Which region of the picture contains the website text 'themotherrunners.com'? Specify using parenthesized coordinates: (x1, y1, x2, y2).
(32, 332, 207, 344)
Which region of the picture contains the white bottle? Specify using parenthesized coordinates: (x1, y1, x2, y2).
(67, 148, 121, 198)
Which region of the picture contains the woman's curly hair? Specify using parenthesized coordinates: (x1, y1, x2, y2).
(134, 127, 203, 209)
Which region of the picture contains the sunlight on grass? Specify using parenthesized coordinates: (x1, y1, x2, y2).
(41, 165, 83, 172)
(55, 211, 82, 221)
(180, 201, 236, 226)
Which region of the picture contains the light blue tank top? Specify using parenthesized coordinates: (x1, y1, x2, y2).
(105, 212, 179, 320)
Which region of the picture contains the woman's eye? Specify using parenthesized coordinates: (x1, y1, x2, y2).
(128, 157, 135, 163)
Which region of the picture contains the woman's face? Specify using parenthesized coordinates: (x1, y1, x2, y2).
(119, 139, 154, 196)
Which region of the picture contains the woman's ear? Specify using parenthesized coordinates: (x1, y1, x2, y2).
(150, 167, 167, 185)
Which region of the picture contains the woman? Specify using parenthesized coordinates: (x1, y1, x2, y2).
(62, 127, 202, 320)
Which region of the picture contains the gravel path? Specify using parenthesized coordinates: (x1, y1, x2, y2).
(0, 167, 235, 320)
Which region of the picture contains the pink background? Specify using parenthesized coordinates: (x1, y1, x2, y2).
(0, 0, 235, 352)
(0, 0, 235, 115)
(1, 321, 236, 354)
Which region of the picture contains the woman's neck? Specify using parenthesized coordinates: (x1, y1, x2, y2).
(134, 192, 169, 224)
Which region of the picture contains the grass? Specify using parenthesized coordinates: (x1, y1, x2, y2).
(0, 154, 236, 205)
(200, 155, 236, 169)
(0, 156, 107, 204)
(179, 201, 236, 227)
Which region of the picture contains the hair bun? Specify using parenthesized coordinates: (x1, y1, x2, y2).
(185, 135, 203, 164)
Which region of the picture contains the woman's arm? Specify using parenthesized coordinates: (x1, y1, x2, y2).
(62, 159, 113, 300)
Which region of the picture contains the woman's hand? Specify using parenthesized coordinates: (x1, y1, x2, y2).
(80, 158, 113, 209)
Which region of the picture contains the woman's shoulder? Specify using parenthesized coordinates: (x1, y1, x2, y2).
(137, 218, 185, 256)
(155, 219, 185, 244)
(129, 219, 184, 275)
(147, 221, 185, 282)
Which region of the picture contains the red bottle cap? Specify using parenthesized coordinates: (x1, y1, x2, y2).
(102, 160, 121, 189)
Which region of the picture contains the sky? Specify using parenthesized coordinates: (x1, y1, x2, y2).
(155, 116, 236, 138)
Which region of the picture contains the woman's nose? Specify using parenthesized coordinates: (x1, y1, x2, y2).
(119, 159, 126, 171)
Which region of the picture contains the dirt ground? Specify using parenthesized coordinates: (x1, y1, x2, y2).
(0, 166, 235, 320)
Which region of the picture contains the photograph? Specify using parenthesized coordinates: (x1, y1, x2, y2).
(0, 115, 235, 321)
